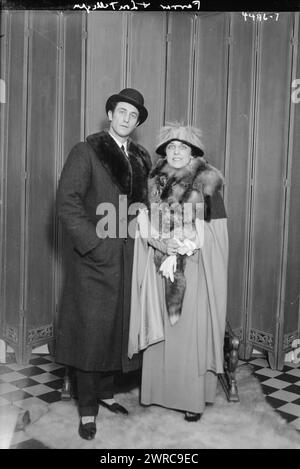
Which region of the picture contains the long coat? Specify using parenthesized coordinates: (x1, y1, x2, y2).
(55, 130, 151, 372)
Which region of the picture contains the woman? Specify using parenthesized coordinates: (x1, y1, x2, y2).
(129, 123, 228, 422)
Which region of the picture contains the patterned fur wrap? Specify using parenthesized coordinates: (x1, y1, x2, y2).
(148, 156, 224, 324)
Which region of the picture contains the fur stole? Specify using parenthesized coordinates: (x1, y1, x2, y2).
(149, 156, 224, 220)
(148, 156, 224, 325)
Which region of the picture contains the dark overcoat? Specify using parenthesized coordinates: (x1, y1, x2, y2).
(55, 130, 151, 372)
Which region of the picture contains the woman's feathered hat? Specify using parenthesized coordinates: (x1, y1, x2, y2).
(155, 122, 205, 157)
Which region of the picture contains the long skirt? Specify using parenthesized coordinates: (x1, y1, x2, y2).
(141, 250, 218, 414)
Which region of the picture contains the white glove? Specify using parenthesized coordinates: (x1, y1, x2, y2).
(177, 239, 197, 256)
(159, 255, 177, 282)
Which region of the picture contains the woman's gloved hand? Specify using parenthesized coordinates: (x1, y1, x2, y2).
(176, 239, 197, 256)
(159, 255, 177, 282)
(167, 237, 197, 256)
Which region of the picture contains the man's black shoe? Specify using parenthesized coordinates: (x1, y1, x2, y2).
(184, 412, 202, 422)
(78, 419, 97, 440)
(98, 400, 128, 415)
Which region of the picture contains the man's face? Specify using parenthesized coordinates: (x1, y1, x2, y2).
(108, 101, 139, 140)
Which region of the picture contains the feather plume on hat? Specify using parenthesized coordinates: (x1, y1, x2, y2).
(155, 122, 205, 157)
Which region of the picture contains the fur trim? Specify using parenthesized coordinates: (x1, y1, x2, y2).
(86, 131, 151, 204)
(149, 156, 224, 204)
(127, 140, 152, 204)
(153, 252, 187, 325)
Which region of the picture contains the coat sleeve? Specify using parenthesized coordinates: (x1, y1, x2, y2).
(56, 142, 101, 256)
(147, 237, 168, 254)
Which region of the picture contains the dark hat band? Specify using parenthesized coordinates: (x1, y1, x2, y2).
(156, 138, 204, 157)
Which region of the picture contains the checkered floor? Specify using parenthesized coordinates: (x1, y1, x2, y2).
(0, 353, 299, 448)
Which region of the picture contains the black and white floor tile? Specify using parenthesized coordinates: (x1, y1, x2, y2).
(0, 353, 299, 449)
(244, 356, 300, 426)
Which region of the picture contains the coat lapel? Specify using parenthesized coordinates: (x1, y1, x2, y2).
(127, 140, 151, 205)
(86, 131, 132, 196)
(86, 130, 151, 204)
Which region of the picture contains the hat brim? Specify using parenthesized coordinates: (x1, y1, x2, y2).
(106, 95, 148, 126)
(156, 139, 204, 157)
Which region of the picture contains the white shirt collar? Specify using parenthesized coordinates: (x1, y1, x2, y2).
(108, 131, 128, 156)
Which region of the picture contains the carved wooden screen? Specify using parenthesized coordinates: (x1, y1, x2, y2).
(0, 10, 85, 363)
(1, 11, 299, 368)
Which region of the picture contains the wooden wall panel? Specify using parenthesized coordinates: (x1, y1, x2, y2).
(0, 11, 9, 334)
(3, 12, 27, 330)
(127, 12, 167, 157)
(85, 12, 126, 136)
(283, 14, 300, 337)
(25, 11, 59, 331)
(165, 13, 194, 125)
(225, 14, 255, 331)
(63, 12, 85, 159)
(249, 14, 293, 340)
(193, 13, 230, 170)
(56, 12, 85, 328)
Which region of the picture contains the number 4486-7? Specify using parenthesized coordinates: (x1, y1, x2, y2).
(242, 12, 279, 22)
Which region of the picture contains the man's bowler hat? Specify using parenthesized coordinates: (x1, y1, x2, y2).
(106, 88, 148, 126)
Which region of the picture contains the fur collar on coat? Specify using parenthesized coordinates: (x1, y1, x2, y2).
(86, 130, 151, 204)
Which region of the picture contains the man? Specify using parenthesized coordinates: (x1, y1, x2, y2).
(55, 88, 151, 440)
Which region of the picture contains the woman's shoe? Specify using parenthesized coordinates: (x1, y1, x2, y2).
(184, 412, 202, 422)
(78, 418, 97, 440)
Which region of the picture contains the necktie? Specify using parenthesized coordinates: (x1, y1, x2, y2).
(121, 145, 127, 157)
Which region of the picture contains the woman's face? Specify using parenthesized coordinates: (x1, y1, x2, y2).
(165, 140, 192, 169)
